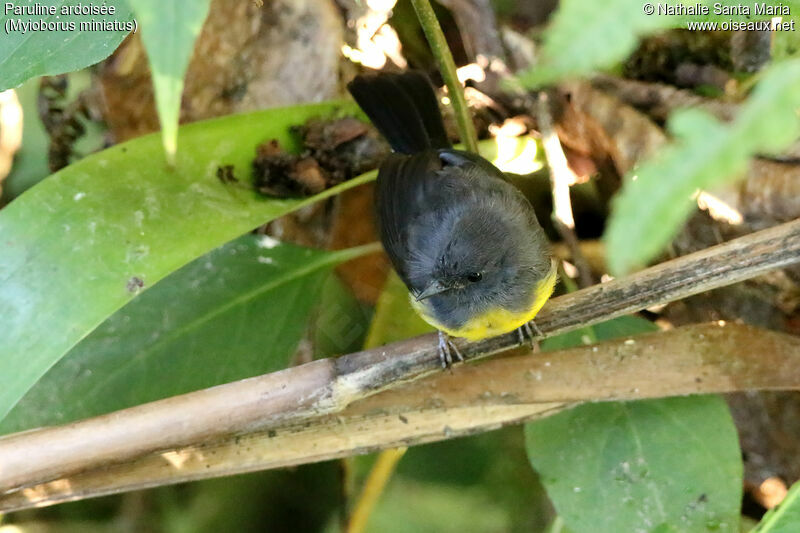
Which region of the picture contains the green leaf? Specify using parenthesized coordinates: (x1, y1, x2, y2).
(526, 317, 743, 533)
(0, 100, 369, 423)
(605, 60, 800, 275)
(753, 480, 800, 532)
(0, 1, 134, 91)
(128, 0, 211, 161)
(0, 237, 374, 433)
(526, 397, 742, 533)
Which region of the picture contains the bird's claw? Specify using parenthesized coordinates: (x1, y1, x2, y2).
(517, 320, 543, 352)
(437, 331, 464, 368)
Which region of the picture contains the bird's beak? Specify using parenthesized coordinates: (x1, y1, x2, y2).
(415, 280, 450, 301)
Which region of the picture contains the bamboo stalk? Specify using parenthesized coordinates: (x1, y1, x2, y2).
(3, 322, 800, 511)
(0, 218, 799, 499)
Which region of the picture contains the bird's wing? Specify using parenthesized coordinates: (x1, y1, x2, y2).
(375, 151, 446, 286)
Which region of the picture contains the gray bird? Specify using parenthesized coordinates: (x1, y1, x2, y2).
(347, 71, 556, 365)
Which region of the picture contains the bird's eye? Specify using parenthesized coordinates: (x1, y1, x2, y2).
(466, 272, 482, 282)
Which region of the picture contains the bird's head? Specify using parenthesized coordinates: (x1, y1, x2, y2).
(407, 205, 553, 330)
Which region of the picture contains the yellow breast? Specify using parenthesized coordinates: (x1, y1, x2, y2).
(411, 261, 558, 342)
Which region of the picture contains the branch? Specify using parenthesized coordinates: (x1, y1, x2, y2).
(3, 322, 800, 511)
(0, 218, 799, 499)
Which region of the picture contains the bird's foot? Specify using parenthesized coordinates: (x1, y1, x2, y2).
(517, 320, 543, 352)
(437, 331, 464, 368)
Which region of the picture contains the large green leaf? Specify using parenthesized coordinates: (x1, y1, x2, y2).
(129, 0, 212, 161)
(527, 397, 742, 533)
(754, 480, 800, 532)
(526, 317, 743, 533)
(0, 117, 525, 425)
(0, 237, 375, 434)
(0, 100, 369, 423)
(605, 60, 800, 274)
(0, 1, 134, 91)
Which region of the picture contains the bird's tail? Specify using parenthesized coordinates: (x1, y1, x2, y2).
(347, 71, 451, 154)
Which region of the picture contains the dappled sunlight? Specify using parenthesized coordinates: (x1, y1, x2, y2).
(160, 448, 206, 470)
(455, 63, 485, 84)
(341, 0, 405, 69)
(490, 134, 543, 175)
(0, 89, 23, 183)
(561, 260, 578, 278)
(756, 477, 788, 509)
(20, 478, 72, 507)
(696, 190, 744, 225)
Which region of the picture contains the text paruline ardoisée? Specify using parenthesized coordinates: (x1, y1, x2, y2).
(4, 2, 116, 16)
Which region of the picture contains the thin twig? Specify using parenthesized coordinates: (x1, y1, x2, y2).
(537, 90, 594, 288)
(410, 0, 479, 153)
(0, 219, 799, 496)
(345, 279, 410, 533)
(3, 322, 800, 511)
(339, 457, 355, 532)
(346, 447, 407, 533)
